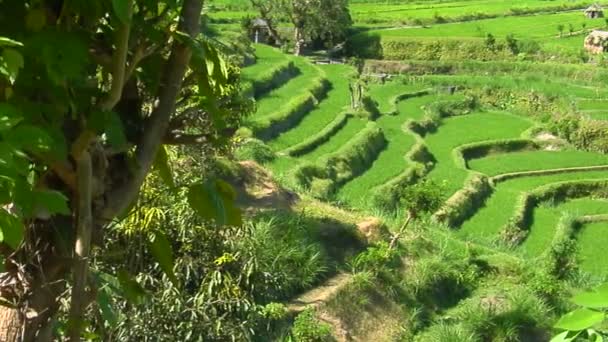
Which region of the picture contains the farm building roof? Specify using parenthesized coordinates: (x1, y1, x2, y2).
(589, 30, 608, 38)
(585, 4, 604, 12)
(251, 18, 269, 28)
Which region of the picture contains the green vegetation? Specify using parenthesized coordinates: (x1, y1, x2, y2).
(10, 0, 608, 339)
(469, 150, 608, 176)
(426, 111, 531, 194)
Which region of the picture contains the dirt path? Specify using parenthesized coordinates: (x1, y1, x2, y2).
(287, 273, 352, 314)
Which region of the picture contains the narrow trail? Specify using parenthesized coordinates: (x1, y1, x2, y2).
(287, 273, 352, 314)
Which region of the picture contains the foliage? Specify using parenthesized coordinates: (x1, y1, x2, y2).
(399, 179, 446, 218)
(250, 0, 352, 54)
(0, 0, 259, 339)
(552, 283, 608, 341)
(291, 308, 333, 342)
(235, 138, 276, 163)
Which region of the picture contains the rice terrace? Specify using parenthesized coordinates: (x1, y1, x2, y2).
(4, 0, 608, 340)
(219, 0, 608, 339)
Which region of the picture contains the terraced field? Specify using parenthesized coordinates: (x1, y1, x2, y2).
(241, 43, 608, 278)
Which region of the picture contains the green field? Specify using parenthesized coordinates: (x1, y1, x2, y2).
(469, 150, 608, 176)
(367, 11, 605, 39)
(337, 99, 419, 207)
(521, 199, 608, 258)
(269, 64, 355, 151)
(300, 117, 368, 160)
(350, 0, 608, 25)
(578, 220, 608, 275)
(236, 5, 608, 338)
(425, 111, 531, 194)
(458, 171, 608, 242)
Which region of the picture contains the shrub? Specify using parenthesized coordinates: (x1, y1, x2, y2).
(291, 309, 333, 342)
(235, 138, 276, 163)
(416, 323, 478, 342)
(433, 174, 492, 228)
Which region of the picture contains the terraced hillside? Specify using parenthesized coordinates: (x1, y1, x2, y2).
(240, 44, 608, 281)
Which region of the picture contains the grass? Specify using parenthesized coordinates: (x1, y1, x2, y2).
(421, 74, 608, 100)
(241, 44, 289, 82)
(578, 220, 608, 276)
(336, 107, 419, 208)
(469, 150, 608, 176)
(577, 99, 608, 111)
(299, 117, 368, 161)
(520, 199, 608, 257)
(396, 93, 444, 121)
(458, 170, 608, 244)
(585, 112, 608, 120)
(368, 81, 423, 114)
(368, 12, 606, 40)
(350, 0, 606, 26)
(253, 57, 324, 119)
(269, 64, 355, 150)
(425, 111, 532, 195)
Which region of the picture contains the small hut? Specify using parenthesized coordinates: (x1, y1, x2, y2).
(250, 18, 270, 44)
(584, 4, 604, 19)
(584, 30, 608, 54)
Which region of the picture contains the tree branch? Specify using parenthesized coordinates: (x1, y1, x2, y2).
(163, 133, 210, 145)
(99, 0, 134, 111)
(67, 151, 93, 342)
(101, 0, 204, 221)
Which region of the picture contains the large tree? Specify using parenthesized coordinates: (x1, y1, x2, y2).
(249, 0, 283, 45)
(250, 0, 352, 55)
(0, 0, 241, 340)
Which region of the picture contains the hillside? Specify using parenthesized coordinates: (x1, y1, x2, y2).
(222, 1, 608, 340)
(4, 0, 608, 340)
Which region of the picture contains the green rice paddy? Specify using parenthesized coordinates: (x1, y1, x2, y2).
(578, 220, 608, 275)
(469, 150, 608, 176)
(425, 111, 532, 194)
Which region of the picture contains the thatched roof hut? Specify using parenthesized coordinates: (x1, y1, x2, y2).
(584, 30, 608, 54)
(585, 4, 604, 18)
(250, 18, 271, 44)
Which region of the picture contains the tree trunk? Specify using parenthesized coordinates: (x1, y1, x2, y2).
(294, 26, 303, 56)
(0, 307, 21, 342)
(0, 263, 67, 342)
(0, 216, 71, 341)
(266, 21, 282, 46)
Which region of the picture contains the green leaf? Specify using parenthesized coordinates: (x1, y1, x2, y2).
(187, 180, 242, 226)
(573, 284, 608, 309)
(89, 111, 127, 149)
(153, 146, 175, 188)
(188, 182, 222, 223)
(4, 124, 54, 154)
(588, 329, 604, 342)
(112, 0, 132, 24)
(0, 104, 24, 132)
(25, 8, 47, 32)
(0, 143, 15, 172)
(148, 232, 178, 287)
(215, 179, 242, 226)
(96, 287, 118, 326)
(0, 37, 22, 47)
(37, 32, 89, 84)
(117, 270, 146, 305)
(34, 190, 70, 215)
(0, 208, 23, 249)
(550, 330, 580, 342)
(554, 308, 605, 331)
(104, 111, 128, 148)
(1, 48, 24, 83)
